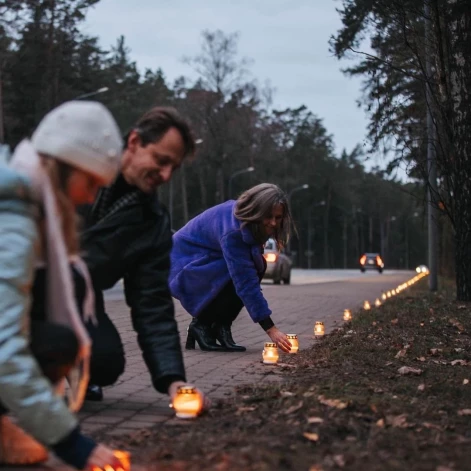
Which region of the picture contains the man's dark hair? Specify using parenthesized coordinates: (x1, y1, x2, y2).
(125, 107, 195, 158)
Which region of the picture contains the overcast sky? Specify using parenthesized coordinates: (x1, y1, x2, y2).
(83, 0, 379, 164)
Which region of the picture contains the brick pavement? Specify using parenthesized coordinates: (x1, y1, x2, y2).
(9, 271, 415, 470)
(77, 271, 414, 438)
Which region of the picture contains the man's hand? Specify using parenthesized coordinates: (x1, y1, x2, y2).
(266, 326, 292, 353)
(168, 381, 211, 412)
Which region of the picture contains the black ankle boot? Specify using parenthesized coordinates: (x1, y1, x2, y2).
(214, 324, 246, 352)
(85, 384, 103, 401)
(185, 319, 225, 352)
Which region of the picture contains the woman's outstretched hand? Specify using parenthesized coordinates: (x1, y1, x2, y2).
(266, 326, 292, 353)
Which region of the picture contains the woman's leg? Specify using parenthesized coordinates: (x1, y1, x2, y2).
(186, 282, 245, 352)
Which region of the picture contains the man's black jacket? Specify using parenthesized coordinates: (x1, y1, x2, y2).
(78, 187, 186, 393)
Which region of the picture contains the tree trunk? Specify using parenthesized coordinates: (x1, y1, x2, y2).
(368, 216, 373, 252)
(0, 64, 4, 143)
(323, 184, 331, 268)
(448, 1, 471, 300)
(181, 163, 189, 224)
(198, 165, 207, 209)
(343, 215, 348, 269)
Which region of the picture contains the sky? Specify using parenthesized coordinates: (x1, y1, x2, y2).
(82, 0, 384, 167)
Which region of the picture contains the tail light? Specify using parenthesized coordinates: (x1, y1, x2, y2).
(360, 255, 366, 265)
(264, 253, 278, 263)
(376, 256, 383, 266)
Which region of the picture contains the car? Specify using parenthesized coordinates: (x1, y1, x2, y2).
(360, 253, 384, 273)
(416, 265, 429, 274)
(263, 238, 292, 285)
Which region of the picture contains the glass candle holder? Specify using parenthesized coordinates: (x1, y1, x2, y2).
(262, 342, 279, 364)
(343, 309, 352, 321)
(314, 321, 325, 336)
(286, 334, 299, 353)
(172, 384, 204, 419)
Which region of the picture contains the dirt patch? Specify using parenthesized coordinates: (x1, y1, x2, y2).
(106, 279, 471, 471)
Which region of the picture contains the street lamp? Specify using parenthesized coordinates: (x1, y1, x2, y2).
(74, 87, 109, 100)
(228, 166, 255, 199)
(287, 184, 309, 256)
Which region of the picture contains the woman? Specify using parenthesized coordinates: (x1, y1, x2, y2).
(0, 101, 129, 470)
(170, 183, 293, 353)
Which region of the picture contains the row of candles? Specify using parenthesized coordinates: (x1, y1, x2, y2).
(171, 336, 300, 418)
(170, 271, 429, 420)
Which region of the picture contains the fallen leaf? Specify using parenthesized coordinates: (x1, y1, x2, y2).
(451, 359, 467, 366)
(318, 395, 348, 409)
(307, 417, 324, 424)
(436, 466, 454, 471)
(457, 305, 467, 310)
(423, 422, 442, 431)
(418, 384, 425, 391)
(463, 379, 469, 385)
(398, 366, 423, 376)
(391, 318, 399, 325)
(458, 409, 471, 416)
(284, 401, 303, 415)
(395, 349, 407, 359)
(333, 455, 346, 468)
(277, 362, 297, 368)
(416, 357, 426, 362)
(309, 465, 323, 471)
(376, 418, 385, 427)
(449, 318, 465, 331)
(303, 432, 319, 442)
(429, 348, 443, 355)
(280, 391, 295, 397)
(373, 387, 384, 394)
(454, 348, 464, 352)
(386, 414, 410, 428)
(236, 406, 256, 413)
(385, 362, 393, 366)
(303, 391, 315, 398)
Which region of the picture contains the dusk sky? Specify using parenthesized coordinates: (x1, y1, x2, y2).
(83, 0, 398, 172)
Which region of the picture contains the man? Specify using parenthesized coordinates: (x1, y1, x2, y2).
(79, 107, 195, 401)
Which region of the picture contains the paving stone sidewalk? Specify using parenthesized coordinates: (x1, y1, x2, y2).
(77, 272, 413, 438)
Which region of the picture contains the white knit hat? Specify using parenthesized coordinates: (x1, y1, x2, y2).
(31, 100, 123, 184)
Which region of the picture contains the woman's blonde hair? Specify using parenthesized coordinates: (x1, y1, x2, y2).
(234, 183, 293, 248)
(39, 155, 79, 255)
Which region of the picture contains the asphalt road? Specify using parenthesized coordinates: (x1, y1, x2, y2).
(104, 268, 415, 301)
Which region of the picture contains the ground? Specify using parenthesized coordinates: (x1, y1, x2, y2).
(10, 271, 471, 470)
(102, 277, 470, 471)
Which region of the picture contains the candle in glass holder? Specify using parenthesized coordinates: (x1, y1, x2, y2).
(381, 292, 387, 301)
(387, 291, 392, 298)
(171, 384, 203, 419)
(363, 300, 371, 310)
(91, 451, 131, 471)
(286, 334, 299, 353)
(314, 321, 325, 336)
(392, 289, 397, 295)
(262, 342, 279, 363)
(343, 309, 352, 321)
(375, 298, 381, 307)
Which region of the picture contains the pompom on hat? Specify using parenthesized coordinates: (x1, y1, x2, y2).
(31, 100, 123, 184)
